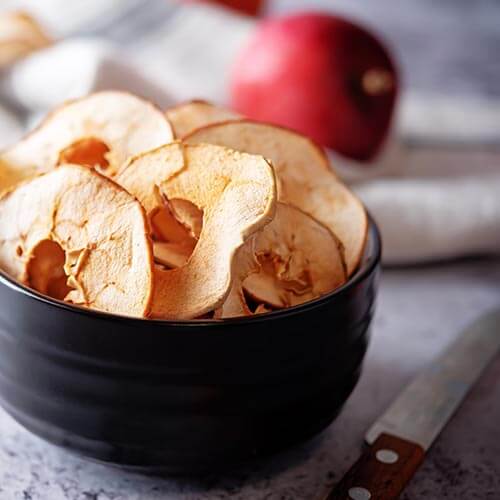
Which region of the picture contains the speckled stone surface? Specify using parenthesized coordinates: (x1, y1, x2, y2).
(0, 258, 499, 499)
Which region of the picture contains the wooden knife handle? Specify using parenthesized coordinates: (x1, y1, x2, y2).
(324, 433, 425, 500)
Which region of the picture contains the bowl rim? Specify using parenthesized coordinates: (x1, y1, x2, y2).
(0, 216, 381, 328)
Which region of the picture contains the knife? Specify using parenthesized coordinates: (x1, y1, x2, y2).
(324, 307, 500, 500)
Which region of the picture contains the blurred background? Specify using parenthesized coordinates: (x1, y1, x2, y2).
(2, 0, 500, 99)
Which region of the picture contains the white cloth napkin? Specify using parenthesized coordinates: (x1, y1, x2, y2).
(1, 1, 499, 265)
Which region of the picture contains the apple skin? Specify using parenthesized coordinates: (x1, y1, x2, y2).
(229, 12, 398, 162)
(184, 0, 263, 16)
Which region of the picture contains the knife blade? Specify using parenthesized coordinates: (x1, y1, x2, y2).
(324, 307, 500, 500)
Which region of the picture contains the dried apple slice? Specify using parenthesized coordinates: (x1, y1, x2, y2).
(116, 142, 276, 319)
(150, 195, 203, 269)
(213, 281, 252, 319)
(0, 165, 154, 317)
(168, 198, 203, 239)
(254, 304, 272, 315)
(185, 120, 367, 276)
(150, 197, 199, 248)
(26, 239, 72, 300)
(213, 238, 259, 318)
(153, 241, 192, 269)
(217, 203, 346, 318)
(0, 11, 51, 67)
(150, 196, 203, 269)
(149, 195, 202, 268)
(0, 91, 173, 193)
(166, 100, 241, 139)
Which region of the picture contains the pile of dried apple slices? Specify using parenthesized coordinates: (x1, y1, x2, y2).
(0, 92, 367, 319)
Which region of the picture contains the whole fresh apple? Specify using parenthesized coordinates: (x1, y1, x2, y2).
(229, 12, 398, 162)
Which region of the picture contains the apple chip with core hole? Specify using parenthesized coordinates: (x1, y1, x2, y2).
(0, 91, 173, 193)
(0, 11, 51, 68)
(166, 100, 241, 139)
(185, 121, 367, 276)
(150, 196, 203, 269)
(116, 142, 277, 319)
(154, 241, 193, 269)
(217, 203, 346, 318)
(0, 165, 153, 317)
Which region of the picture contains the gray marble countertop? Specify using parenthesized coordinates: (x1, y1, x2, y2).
(1, 258, 499, 500)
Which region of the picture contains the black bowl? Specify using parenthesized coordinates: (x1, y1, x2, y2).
(0, 220, 381, 473)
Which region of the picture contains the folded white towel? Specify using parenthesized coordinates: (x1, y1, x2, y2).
(0, 2, 499, 265)
(356, 174, 500, 263)
(1, 39, 176, 113)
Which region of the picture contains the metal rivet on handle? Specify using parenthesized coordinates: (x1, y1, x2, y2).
(348, 487, 371, 500)
(376, 449, 399, 464)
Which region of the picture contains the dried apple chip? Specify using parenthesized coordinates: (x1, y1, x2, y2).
(166, 100, 241, 139)
(0, 91, 173, 193)
(0, 165, 154, 317)
(154, 241, 193, 269)
(116, 142, 277, 319)
(185, 121, 367, 276)
(254, 304, 272, 315)
(168, 198, 203, 239)
(217, 203, 346, 318)
(149, 195, 202, 268)
(213, 239, 259, 318)
(0, 11, 51, 67)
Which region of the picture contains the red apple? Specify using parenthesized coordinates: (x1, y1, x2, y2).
(229, 12, 398, 162)
(183, 0, 263, 17)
